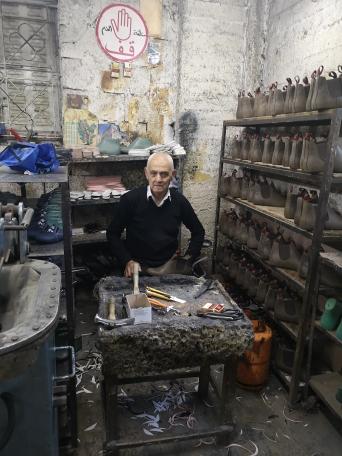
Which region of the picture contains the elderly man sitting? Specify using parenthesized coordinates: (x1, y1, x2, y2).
(107, 151, 205, 277)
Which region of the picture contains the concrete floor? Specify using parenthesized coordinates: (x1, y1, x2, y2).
(74, 292, 342, 456)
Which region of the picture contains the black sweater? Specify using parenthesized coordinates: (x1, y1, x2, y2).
(107, 186, 205, 267)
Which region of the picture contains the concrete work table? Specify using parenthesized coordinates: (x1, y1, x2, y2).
(96, 275, 254, 378)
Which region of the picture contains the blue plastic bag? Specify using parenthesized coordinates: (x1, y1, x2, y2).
(0, 141, 60, 174)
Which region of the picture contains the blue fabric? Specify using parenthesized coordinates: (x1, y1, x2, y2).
(0, 141, 59, 174)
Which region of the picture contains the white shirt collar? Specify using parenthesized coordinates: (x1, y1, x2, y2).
(147, 186, 171, 207)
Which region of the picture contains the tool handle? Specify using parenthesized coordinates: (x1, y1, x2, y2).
(146, 286, 170, 298)
(133, 262, 139, 295)
(146, 290, 171, 301)
(108, 297, 116, 320)
(148, 298, 168, 309)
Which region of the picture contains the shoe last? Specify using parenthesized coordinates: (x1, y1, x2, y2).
(240, 174, 250, 200)
(258, 92, 268, 117)
(298, 194, 317, 231)
(247, 222, 260, 249)
(274, 293, 302, 323)
(299, 133, 311, 171)
(257, 226, 273, 259)
(219, 210, 230, 236)
(272, 136, 285, 165)
(238, 219, 249, 244)
(231, 136, 242, 159)
(264, 283, 280, 310)
(293, 189, 307, 226)
(306, 70, 317, 111)
(324, 205, 342, 230)
(261, 135, 274, 163)
(255, 276, 269, 303)
(289, 135, 303, 170)
(253, 87, 262, 117)
(292, 76, 310, 113)
(241, 136, 251, 160)
(266, 83, 276, 116)
(236, 90, 243, 119)
(220, 175, 231, 196)
(333, 138, 342, 172)
(304, 136, 326, 172)
(268, 236, 301, 271)
(284, 78, 295, 113)
(250, 135, 263, 162)
(315, 67, 342, 110)
(247, 178, 256, 202)
(241, 92, 254, 118)
(273, 87, 286, 115)
(230, 170, 242, 198)
(311, 65, 324, 110)
(282, 137, 291, 167)
(284, 187, 297, 219)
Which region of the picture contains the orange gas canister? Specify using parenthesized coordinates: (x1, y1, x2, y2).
(236, 319, 272, 390)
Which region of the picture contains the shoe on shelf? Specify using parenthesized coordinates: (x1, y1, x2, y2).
(230, 170, 242, 198)
(231, 136, 242, 159)
(273, 87, 286, 115)
(261, 135, 274, 164)
(315, 66, 342, 110)
(268, 236, 302, 271)
(324, 205, 342, 230)
(306, 70, 317, 111)
(33, 224, 64, 244)
(289, 135, 303, 170)
(298, 192, 318, 231)
(241, 135, 251, 160)
(282, 137, 291, 167)
(253, 179, 286, 207)
(272, 136, 285, 165)
(284, 187, 297, 219)
(294, 188, 307, 226)
(274, 293, 302, 323)
(250, 135, 263, 162)
(284, 78, 295, 113)
(292, 76, 310, 113)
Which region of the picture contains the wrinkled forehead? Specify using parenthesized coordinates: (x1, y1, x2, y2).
(147, 156, 173, 172)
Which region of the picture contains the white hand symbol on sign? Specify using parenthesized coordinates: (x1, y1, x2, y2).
(111, 8, 132, 41)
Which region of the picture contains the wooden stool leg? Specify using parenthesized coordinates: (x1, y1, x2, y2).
(220, 356, 237, 424)
(103, 375, 120, 451)
(198, 362, 210, 399)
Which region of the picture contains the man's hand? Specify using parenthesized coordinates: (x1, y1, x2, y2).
(124, 260, 141, 278)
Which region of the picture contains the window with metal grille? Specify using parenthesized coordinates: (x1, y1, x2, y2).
(0, 0, 61, 139)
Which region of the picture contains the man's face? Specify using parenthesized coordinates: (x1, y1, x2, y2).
(144, 156, 175, 199)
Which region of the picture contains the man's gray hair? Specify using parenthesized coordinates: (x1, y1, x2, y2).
(146, 152, 174, 171)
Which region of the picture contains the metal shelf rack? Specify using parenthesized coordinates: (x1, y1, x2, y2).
(213, 109, 342, 413)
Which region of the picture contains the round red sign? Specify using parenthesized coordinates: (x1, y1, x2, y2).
(96, 3, 149, 62)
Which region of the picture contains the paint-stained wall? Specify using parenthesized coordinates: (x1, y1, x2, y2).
(58, 0, 256, 241)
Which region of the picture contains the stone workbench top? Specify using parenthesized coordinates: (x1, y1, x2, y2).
(96, 275, 254, 377)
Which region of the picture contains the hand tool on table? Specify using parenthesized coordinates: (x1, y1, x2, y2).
(194, 279, 215, 299)
(125, 263, 151, 323)
(147, 297, 181, 315)
(94, 314, 135, 328)
(197, 307, 244, 321)
(145, 286, 186, 304)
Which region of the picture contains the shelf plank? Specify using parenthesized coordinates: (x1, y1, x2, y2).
(72, 231, 107, 245)
(268, 311, 299, 340)
(29, 241, 64, 257)
(320, 251, 342, 275)
(224, 110, 335, 127)
(70, 155, 183, 164)
(315, 321, 342, 346)
(309, 372, 342, 421)
(0, 166, 68, 183)
(221, 195, 342, 242)
(222, 159, 342, 190)
(71, 197, 120, 206)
